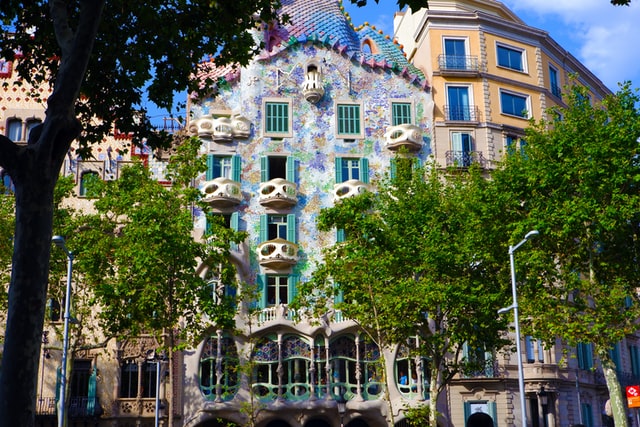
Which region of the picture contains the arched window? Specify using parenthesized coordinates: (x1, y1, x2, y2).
(395, 338, 429, 400)
(282, 335, 312, 400)
(199, 332, 239, 401)
(329, 335, 358, 400)
(360, 336, 383, 400)
(252, 335, 280, 401)
(7, 118, 22, 142)
(25, 119, 42, 142)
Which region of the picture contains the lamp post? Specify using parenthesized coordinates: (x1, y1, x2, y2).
(498, 230, 539, 427)
(52, 235, 74, 427)
(147, 350, 165, 427)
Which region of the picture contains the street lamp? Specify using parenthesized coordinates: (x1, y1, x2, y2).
(498, 230, 539, 427)
(146, 350, 165, 427)
(52, 235, 74, 427)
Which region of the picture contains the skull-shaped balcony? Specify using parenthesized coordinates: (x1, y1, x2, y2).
(302, 69, 324, 104)
(384, 124, 423, 151)
(188, 115, 252, 142)
(257, 238, 299, 269)
(259, 178, 298, 208)
(333, 179, 371, 202)
(201, 178, 242, 208)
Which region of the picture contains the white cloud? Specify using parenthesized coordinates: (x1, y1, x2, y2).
(503, 0, 640, 90)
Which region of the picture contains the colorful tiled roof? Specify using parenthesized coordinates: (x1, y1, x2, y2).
(198, 0, 428, 90)
(261, 0, 428, 89)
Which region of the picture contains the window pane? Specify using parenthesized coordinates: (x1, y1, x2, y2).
(497, 45, 523, 71)
(341, 159, 360, 181)
(392, 103, 412, 125)
(500, 92, 528, 118)
(266, 102, 289, 134)
(7, 119, 22, 142)
(337, 104, 361, 135)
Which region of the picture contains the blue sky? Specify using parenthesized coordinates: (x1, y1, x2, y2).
(149, 1, 640, 126)
(342, 0, 640, 93)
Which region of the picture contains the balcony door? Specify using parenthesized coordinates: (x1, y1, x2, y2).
(444, 38, 466, 70)
(447, 86, 470, 121)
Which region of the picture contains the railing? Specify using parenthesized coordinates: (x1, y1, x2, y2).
(444, 105, 480, 121)
(36, 396, 56, 415)
(438, 55, 480, 72)
(445, 151, 487, 168)
(257, 305, 299, 324)
(68, 396, 101, 417)
(551, 84, 562, 99)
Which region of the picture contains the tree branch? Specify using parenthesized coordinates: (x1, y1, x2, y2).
(49, 0, 75, 58)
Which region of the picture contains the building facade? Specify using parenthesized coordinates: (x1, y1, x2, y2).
(2, 1, 634, 427)
(393, 3, 620, 427)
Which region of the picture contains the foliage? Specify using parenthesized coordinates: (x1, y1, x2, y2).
(491, 82, 640, 427)
(294, 159, 511, 427)
(72, 137, 244, 346)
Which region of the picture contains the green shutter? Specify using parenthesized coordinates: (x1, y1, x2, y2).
(206, 154, 215, 180)
(286, 156, 295, 182)
(335, 157, 343, 183)
(230, 212, 239, 231)
(260, 156, 268, 182)
(257, 274, 267, 309)
(87, 367, 97, 415)
(260, 214, 268, 243)
(390, 158, 397, 179)
(231, 155, 241, 182)
(360, 158, 369, 184)
(488, 401, 497, 427)
(336, 229, 346, 243)
(287, 214, 296, 243)
(288, 274, 299, 303)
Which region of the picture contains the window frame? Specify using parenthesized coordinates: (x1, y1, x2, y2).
(335, 157, 369, 184)
(335, 101, 364, 139)
(548, 65, 562, 98)
(390, 100, 413, 126)
(499, 89, 530, 119)
(442, 37, 470, 70)
(263, 98, 293, 138)
(496, 42, 526, 72)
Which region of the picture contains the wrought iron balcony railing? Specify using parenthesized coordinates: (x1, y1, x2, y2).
(444, 105, 480, 121)
(438, 54, 480, 72)
(445, 150, 487, 169)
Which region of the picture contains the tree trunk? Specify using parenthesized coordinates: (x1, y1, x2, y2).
(0, 144, 60, 426)
(600, 351, 629, 427)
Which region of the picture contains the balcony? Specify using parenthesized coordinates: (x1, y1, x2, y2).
(36, 396, 56, 416)
(384, 124, 423, 151)
(116, 397, 163, 417)
(551, 84, 562, 99)
(333, 179, 371, 202)
(445, 150, 487, 169)
(257, 304, 298, 325)
(68, 397, 102, 417)
(257, 237, 299, 269)
(201, 177, 242, 207)
(437, 55, 481, 75)
(259, 178, 298, 208)
(188, 115, 252, 141)
(302, 70, 325, 103)
(444, 105, 480, 122)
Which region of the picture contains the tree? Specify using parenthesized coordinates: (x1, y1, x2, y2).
(0, 0, 422, 423)
(295, 160, 511, 427)
(71, 136, 245, 425)
(491, 83, 640, 427)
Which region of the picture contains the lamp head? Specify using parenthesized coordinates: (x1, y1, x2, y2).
(51, 235, 66, 249)
(525, 230, 539, 240)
